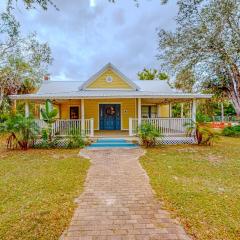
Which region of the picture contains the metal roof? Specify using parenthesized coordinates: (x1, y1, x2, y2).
(9, 63, 212, 100)
(9, 90, 212, 100)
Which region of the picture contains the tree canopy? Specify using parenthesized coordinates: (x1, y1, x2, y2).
(0, 5, 52, 112)
(7, 0, 57, 10)
(158, 0, 240, 115)
(138, 68, 169, 80)
(175, 69, 196, 93)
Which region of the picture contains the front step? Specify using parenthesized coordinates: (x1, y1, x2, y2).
(86, 138, 138, 149)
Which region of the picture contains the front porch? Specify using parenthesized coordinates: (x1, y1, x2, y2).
(34, 117, 195, 144)
(27, 97, 197, 144)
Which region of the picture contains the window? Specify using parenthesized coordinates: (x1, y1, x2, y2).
(141, 105, 157, 118)
(106, 76, 113, 83)
(70, 106, 79, 119)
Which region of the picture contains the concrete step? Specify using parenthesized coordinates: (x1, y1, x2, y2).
(87, 138, 139, 149)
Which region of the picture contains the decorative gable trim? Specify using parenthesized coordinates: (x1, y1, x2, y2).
(79, 63, 140, 91)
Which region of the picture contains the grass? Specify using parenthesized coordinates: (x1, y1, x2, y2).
(0, 136, 90, 240)
(140, 137, 240, 240)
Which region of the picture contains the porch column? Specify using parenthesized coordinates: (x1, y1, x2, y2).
(157, 104, 161, 118)
(25, 101, 29, 117)
(192, 99, 197, 122)
(169, 103, 172, 118)
(189, 102, 192, 118)
(181, 103, 184, 118)
(81, 99, 85, 133)
(137, 98, 142, 127)
(12, 100, 17, 113)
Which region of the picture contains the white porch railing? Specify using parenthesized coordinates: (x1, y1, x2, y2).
(129, 118, 192, 136)
(35, 119, 94, 137)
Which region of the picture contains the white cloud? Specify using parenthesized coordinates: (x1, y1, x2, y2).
(4, 0, 178, 80)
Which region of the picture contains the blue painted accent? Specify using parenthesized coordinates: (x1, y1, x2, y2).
(90, 143, 137, 147)
(99, 104, 121, 130)
(86, 138, 138, 149)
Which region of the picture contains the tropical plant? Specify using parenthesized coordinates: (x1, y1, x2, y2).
(40, 99, 58, 141)
(138, 122, 161, 147)
(186, 115, 219, 145)
(0, 114, 39, 150)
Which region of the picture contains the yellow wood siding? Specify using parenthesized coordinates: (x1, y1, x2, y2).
(60, 99, 136, 129)
(87, 69, 133, 89)
(60, 100, 81, 119)
(85, 99, 136, 129)
(160, 104, 170, 117)
(59, 100, 169, 128)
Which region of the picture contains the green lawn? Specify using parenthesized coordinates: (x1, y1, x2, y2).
(140, 137, 240, 240)
(0, 137, 90, 240)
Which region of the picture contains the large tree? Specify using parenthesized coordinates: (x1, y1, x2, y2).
(0, 10, 52, 110)
(157, 0, 240, 115)
(7, 0, 56, 10)
(175, 68, 196, 93)
(138, 68, 168, 80)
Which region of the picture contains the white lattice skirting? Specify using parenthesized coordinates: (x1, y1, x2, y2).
(156, 136, 196, 145)
(138, 136, 196, 145)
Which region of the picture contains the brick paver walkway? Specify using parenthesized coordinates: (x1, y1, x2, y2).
(61, 148, 191, 240)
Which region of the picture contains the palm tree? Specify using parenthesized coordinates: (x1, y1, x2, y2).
(186, 114, 219, 146)
(0, 114, 39, 150)
(40, 99, 58, 141)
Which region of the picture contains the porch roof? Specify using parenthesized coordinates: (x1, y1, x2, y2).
(9, 90, 211, 100)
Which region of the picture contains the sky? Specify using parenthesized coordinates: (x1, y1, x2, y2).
(1, 0, 178, 81)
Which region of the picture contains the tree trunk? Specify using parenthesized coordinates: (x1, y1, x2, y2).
(227, 78, 240, 116)
(0, 88, 4, 106)
(227, 64, 240, 116)
(230, 93, 240, 116)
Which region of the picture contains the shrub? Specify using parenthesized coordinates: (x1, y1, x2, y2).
(0, 113, 9, 123)
(0, 114, 39, 150)
(33, 134, 87, 149)
(67, 132, 85, 149)
(138, 122, 161, 147)
(196, 113, 211, 123)
(222, 125, 240, 137)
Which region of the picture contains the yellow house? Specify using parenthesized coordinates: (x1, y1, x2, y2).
(10, 63, 211, 143)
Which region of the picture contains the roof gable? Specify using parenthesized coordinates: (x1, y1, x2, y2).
(80, 63, 139, 90)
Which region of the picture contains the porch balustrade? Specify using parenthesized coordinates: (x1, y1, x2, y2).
(129, 118, 193, 137)
(35, 119, 94, 137)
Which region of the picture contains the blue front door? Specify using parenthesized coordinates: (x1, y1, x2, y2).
(99, 104, 121, 130)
